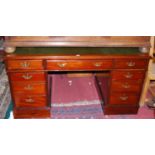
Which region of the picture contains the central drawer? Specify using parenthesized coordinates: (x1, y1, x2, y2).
(12, 82, 46, 94)
(46, 60, 113, 71)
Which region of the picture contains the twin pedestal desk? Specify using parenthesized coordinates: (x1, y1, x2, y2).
(4, 37, 151, 118)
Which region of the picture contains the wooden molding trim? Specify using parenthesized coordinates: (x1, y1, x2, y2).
(4, 36, 151, 47)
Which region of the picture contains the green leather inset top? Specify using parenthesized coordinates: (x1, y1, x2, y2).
(15, 47, 141, 55)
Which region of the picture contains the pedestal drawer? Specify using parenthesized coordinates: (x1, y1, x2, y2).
(10, 72, 46, 82)
(12, 82, 46, 94)
(112, 70, 145, 80)
(46, 60, 113, 71)
(109, 93, 139, 105)
(114, 59, 148, 69)
(104, 104, 139, 115)
(7, 60, 44, 70)
(13, 107, 51, 119)
(111, 80, 142, 92)
(14, 95, 47, 107)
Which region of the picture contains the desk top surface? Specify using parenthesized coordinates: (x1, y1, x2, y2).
(5, 47, 150, 60)
(14, 47, 141, 55)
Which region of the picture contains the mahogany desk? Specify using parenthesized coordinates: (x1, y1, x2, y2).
(4, 37, 151, 118)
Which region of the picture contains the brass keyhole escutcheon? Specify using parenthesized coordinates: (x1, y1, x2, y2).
(24, 85, 33, 90)
(20, 61, 30, 68)
(57, 63, 67, 68)
(119, 95, 128, 101)
(25, 97, 34, 103)
(94, 62, 102, 67)
(122, 83, 130, 89)
(127, 62, 135, 67)
(22, 74, 32, 80)
(124, 72, 133, 78)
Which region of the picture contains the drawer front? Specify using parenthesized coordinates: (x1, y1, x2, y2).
(114, 59, 148, 69)
(46, 60, 113, 71)
(7, 60, 43, 70)
(112, 70, 146, 80)
(14, 95, 47, 107)
(12, 82, 46, 94)
(13, 108, 51, 119)
(111, 80, 142, 92)
(10, 72, 46, 82)
(104, 105, 139, 115)
(109, 93, 139, 105)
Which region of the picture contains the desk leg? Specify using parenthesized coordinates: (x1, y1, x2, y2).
(139, 71, 150, 107)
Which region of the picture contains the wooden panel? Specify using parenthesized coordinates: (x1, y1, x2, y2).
(46, 60, 113, 71)
(10, 72, 46, 82)
(13, 107, 51, 119)
(111, 80, 142, 92)
(7, 60, 43, 70)
(114, 59, 148, 69)
(12, 82, 46, 94)
(104, 105, 139, 115)
(6, 36, 150, 42)
(112, 70, 146, 80)
(14, 95, 47, 107)
(5, 36, 151, 47)
(109, 93, 139, 105)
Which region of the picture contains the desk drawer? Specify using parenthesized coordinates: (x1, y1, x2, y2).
(14, 95, 47, 107)
(111, 80, 142, 92)
(46, 60, 113, 71)
(10, 72, 46, 82)
(13, 107, 50, 118)
(12, 82, 46, 94)
(114, 59, 148, 69)
(109, 93, 139, 105)
(112, 70, 145, 80)
(7, 60, 43, 70)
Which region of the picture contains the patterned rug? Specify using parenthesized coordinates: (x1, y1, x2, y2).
(50, 74, 104, 118)
(0, 61, 11, 119)
(50, 74, 155, 119)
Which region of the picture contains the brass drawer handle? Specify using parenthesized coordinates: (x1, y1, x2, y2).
(25, 98, 34, 103)
(24, 84, 33, 90)
(20, 61, 30, 68)
(127, 62, 136, 67)
(94, 62, 102, 67)
(22, 74, 32, 80)
(122, 83, 130, 89)
(57, 63, 67, 68)
(124, 72, 133, 78)
(119, 95, 128, 101)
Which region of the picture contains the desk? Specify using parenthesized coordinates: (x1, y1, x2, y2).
(4, 37, 151, 118)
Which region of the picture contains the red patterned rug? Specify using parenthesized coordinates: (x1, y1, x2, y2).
(49, 74, 155, 119)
